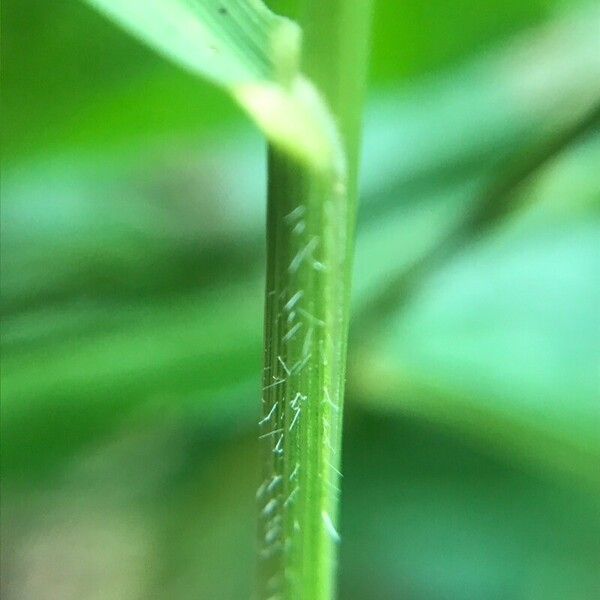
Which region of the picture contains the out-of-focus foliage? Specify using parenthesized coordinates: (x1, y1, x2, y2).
(2, 1, 599, 599)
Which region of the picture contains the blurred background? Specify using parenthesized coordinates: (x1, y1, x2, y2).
(2, 1, 600, 598)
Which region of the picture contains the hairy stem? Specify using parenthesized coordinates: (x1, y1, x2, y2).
(257, 2, 373, 598)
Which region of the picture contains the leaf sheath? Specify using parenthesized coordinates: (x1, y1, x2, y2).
(258, 150, 348, 598)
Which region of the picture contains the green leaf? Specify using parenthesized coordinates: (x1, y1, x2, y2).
(340, 414, 600, 599)
(84, 0, 342, 172)
(1, 284, 263, 479)
(353, 217, 600, 488)
(87, 0, 298, 87)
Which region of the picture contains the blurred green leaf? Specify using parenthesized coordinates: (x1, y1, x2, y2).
(1, 285, 263, 478)
(353, 209, 600, 488)
(339, 414, 600, 599)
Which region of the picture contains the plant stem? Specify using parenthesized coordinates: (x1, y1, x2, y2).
(257, 2, 373, 599)
(301, 1, 374, 179)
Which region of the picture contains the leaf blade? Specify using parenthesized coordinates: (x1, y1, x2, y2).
(84, 0, 341, 171)
(86, 0, 298, 86)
